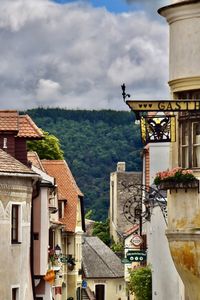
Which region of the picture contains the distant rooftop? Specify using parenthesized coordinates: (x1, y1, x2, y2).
(82, 236, 124, 278)
(0, 110, 43, 139)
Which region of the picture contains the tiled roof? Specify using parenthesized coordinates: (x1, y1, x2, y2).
(82, 236, 124, 278)
(28, 151, 45, 171)
(0, 110, 18, 131)
(18, 115, 43, 138)
(41, 160, 83, 232)
(0, 110, 43, 139)
(0, 149, 36, 175)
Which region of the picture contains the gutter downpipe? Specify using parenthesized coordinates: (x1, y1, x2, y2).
(31, 179, 41, 300)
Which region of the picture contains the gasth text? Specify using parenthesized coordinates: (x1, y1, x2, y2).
(157, 101, 200, 111)
(126, 100, 200, 112)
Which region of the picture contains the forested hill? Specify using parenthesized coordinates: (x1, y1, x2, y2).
(25, 108, 143, 221)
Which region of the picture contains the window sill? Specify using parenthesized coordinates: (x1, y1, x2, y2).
(11, 241, 22, 245)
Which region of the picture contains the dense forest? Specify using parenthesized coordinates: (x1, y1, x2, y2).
(24, 108, 143, 221)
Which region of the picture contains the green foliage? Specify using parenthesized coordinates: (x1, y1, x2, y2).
(27, 130, 64, 160)
(85, 209, 93, 219)
(23, 108, 142, 221)
(111, 241, 124, 253)
(128, 266, 152, 300)
(92, 218, 110, 246)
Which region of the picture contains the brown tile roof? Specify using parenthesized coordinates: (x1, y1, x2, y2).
(41, 160, 83, 232)
(0, 149, 36, 175)
(27, 151, 45, 171)
(0, 110, 43, 139)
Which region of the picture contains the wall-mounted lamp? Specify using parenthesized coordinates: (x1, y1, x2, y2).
(55, 244, 62, 256)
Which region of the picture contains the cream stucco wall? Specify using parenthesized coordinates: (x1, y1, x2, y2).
(159, 1, 200, 298)
(86, 278, 127, 300)
(0, 176, 34, 300)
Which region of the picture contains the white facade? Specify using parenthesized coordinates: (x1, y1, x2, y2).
(0, 176, 35, 300)
(144, 143, 185, 300)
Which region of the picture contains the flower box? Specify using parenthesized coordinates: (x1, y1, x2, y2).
(154, 167, 199, 191)
(158, 179, 199, 190)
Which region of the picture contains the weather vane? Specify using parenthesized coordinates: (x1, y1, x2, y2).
(121, 83, 130, 102)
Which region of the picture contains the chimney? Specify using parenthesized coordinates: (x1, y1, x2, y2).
(117, 162, 126, 172)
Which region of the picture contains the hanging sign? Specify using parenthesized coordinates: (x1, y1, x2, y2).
(130, 234, 143, 247)
(126, 100, 200, 112)
(126, 250, 147, 262)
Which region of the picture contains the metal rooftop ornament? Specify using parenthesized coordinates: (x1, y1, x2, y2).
(121, 83, 130, 102)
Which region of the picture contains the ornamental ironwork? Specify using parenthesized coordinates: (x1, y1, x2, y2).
(141, 115, 176, 144)
(122, 84, 200, 145)
(122, 183, 167, 225)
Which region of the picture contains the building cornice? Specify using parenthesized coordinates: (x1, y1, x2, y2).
(169, 76, 200, 92)
(158, 1, 200, 24)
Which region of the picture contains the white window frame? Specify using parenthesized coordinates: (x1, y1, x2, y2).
(11, 285, 20, 300)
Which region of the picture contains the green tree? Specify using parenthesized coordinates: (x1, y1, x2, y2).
(92, 219, 110, 246)
(24, 108, 143, 220)
(27, 130, 64, 160)
(128, 266, 152, 300)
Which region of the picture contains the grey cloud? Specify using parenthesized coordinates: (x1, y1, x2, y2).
(0, 0, 169, 111)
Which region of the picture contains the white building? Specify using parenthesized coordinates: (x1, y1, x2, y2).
(143, 142, 185, 299)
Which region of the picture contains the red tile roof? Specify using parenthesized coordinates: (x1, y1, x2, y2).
(41, 160, 83, 232)
(0, 110, 18, 131)
(18, 115, 43, 138)
(0, 110, 43, 139)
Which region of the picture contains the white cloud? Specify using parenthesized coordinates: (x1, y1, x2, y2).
(0, 0, 169, 111)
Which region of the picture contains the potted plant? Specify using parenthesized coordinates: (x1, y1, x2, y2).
(154, 167, 198, 190)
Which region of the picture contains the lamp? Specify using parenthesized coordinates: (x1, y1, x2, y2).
(55, 244, 61, 256)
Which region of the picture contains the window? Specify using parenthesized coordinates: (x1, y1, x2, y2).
(12, 287, 19, 300)
(58, 201, 65, 219)
(3, 137, 7, 149)
(177, 90, 200, 168)
(11, 205, 21, 244)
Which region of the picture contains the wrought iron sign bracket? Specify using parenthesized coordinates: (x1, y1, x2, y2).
(126, 99, 200, 144)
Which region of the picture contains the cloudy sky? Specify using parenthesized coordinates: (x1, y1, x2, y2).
(0, 0, 170, 110)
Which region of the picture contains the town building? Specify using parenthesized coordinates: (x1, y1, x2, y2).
(143, 142, 185, 299)
(82, 236, 127, 300)
(158, 0, 200, 298)
(110, 162, 142, 244)
(0, 110, 43, 300)
(28, 151, 63, 300)
(41, 160, 85, 300)
(0, 149, 39, 300)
